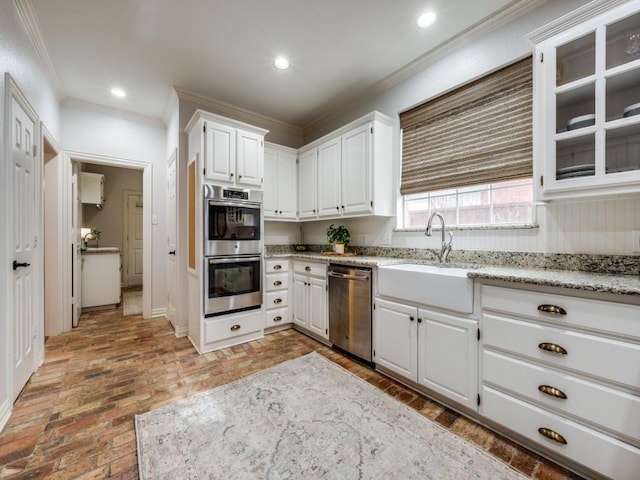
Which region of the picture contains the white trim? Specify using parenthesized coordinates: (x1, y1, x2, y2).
(13, 0, 65, 98)
(525, 0, 633, 44)
(0, 399, 11, 432)
(61, 97, 166, 129)
(152, 307, 167, 318)
(63, 151, 154, 320)
(175, 87, 301, 136)
(173, 325, 189, 337)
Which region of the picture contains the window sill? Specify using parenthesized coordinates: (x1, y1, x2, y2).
(395, 223, 539, 233)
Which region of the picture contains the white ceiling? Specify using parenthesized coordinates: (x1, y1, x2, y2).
(28, 0, 521, 126)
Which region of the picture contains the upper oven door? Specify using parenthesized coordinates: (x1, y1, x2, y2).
(204, 200, 262, 256)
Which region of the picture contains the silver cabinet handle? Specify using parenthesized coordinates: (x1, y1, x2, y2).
(305, 266, 311, 272)
(273, 316, 282, 322)
(273, 280, 282, 286)
(230, 324, 241, 331)
(273, 264, 282, 270)
(273, 298, 282, 304)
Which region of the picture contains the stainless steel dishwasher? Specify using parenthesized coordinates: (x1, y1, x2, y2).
(328, 264, 372, 362)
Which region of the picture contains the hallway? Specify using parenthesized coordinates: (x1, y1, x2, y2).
(0, 309, 578, 479)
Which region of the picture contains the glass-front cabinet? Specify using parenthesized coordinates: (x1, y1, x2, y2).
(530, 1, 640, 200)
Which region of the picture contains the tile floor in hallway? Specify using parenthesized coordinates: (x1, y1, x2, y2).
(0, 306, 584, 480)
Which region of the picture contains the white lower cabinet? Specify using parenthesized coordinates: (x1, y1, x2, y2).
(480, 284, 640, 480)
(264, 259, 291, 330)
(374, 297, 478, 410)
(292, 260, 328, 339)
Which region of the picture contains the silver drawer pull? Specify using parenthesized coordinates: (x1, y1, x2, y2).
(538, 304, 567, 315)
(538, 342, 567, 356)
(273, 316, 282, 322)
(273, 280, 282, 286)
(273, 298, 282, 304)
(538, 385, 567, 399)
(230, 324, 241, 331)
(538, 427, 567, 445)
(305, 266, 311, 272)
(273, 264, 282, 270)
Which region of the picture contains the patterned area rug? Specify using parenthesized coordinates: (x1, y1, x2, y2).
(135, 352, 526, 479)
(122, 289, 142, 316)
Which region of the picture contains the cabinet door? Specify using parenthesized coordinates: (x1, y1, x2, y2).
(308, 277, 328, 338)
(317, 137, 342, 217)
(204, 122, 235, 183)
(374, 298, 417, 381)
(278, 150, 298, 219)
(292, 274, 308, 328)
(236, 130, 263, 187)
(418, 308, 478, 409)
(263, 147, 278, 218)
(298, 149, 318, 219)
(341, 123, 371, 215)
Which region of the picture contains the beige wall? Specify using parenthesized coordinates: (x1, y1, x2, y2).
(81, 164, 143, 255)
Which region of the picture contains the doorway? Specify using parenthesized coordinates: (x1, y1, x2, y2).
(42, 151, 153, 337)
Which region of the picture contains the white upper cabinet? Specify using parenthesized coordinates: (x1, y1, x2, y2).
(298, 147, 318, 219)
(302, 111, 395, 220)
(186, 110, 268, 189)
(529, 1, 640, 200)
(317, 137, 342, 217)
(264, 143, 297, 220)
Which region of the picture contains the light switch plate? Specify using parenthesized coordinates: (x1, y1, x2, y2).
(632, 230, 640, 253)
(382, 233, 392, 245)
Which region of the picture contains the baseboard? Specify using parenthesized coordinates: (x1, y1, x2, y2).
(151, 308, 166, 318)
(173, 324, 189, 338)
(0, 398, 11, 433)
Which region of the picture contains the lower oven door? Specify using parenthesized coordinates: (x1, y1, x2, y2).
(204, 255, 262, 317)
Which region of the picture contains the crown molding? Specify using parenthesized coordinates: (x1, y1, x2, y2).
(302, 0, 546, 133)
(526, 0, 632, 44)
(61, 97, 166, 129)
(174, 87, 303, 137)
(13, 0, 65, 98)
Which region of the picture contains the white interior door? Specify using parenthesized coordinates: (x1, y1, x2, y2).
(72, 171, 82, 327)
(166, 151, 177, 326)
(125, 193, 143, 286)
(11, 95, 38, 401)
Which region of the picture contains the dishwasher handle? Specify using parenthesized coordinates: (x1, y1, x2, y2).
(328, 271, 370, 282)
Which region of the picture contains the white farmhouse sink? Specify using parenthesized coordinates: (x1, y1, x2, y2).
(377, 264, 474, 313)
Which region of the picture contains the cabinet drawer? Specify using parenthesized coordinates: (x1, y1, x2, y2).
(293, 260, 326, 277)
(482, 285, 640, 339)
(266, 290, 288, 309)
(266, 308, 290, 327)
(482, 349, 640, 445)
(482, 386, 640, 480)
(265, 259, 289, 273)
(482, 313, 640, 391)
(204, 312, 263, 344)
(265, 272, 289, 292)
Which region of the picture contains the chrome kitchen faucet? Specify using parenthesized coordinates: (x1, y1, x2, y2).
(425, 212, 453, 263)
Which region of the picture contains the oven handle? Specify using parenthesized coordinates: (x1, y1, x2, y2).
(208, 199, 262, 209)
(208, 255, 262, 265)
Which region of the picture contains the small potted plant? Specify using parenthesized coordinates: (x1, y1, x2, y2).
(326, 224, 350, 254)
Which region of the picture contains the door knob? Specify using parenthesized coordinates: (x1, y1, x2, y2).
(13, 261, 30, 270)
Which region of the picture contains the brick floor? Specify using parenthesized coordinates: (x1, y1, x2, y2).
(0, 307, 583, 479)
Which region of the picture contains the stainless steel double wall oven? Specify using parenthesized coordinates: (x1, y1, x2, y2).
(203, 185, 263, 317)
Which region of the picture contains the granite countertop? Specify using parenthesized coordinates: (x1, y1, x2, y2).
(266, 252, 640, 296)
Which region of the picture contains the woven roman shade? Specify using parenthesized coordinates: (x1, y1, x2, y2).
(400, 56, 533, 195)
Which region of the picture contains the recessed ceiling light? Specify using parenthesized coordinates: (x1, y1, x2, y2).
(417, 11, 437, 28)
(274, 57, 290, 70)
(111, 87, 126, 98)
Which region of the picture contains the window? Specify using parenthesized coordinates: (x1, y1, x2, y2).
(401, 178, 533, 228)
(398, 57, 534, 228)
